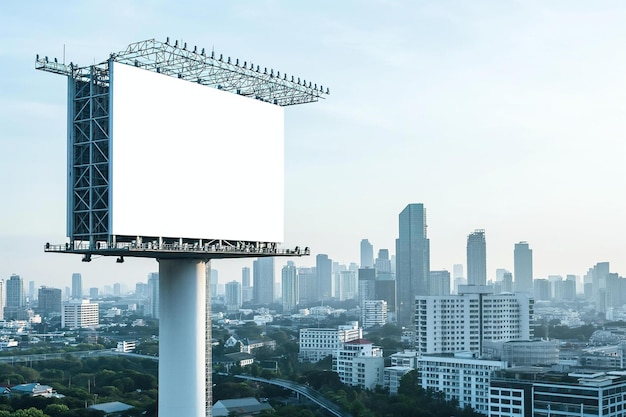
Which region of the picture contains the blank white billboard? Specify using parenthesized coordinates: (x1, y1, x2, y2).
(110, 62, 284, 242)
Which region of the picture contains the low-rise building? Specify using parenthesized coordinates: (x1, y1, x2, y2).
(384, 366, 413, 395)
(298, 321, 362, 363)
(333, 339, 384, 389)
(418, 352, 507, 414)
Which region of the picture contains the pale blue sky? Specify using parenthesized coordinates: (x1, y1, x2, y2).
(0, 1, 624, 290)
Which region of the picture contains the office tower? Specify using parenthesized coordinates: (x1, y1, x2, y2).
(281, 261, 298, 312)
(147, 273, 159, 319)
(592, 262, 610, 312)
(359, 268, 376, 326)
(5, 274, 24, 313)
(396, 203, 430, 326)
(514, 242, 533, 293)
(0, 280, 4, 320)
(113, 283, 121, 297)
(71, 273, 82, 299)
(375, 249, 391, 274)
(224, 281, 242, 312)
(453, 264, 464, 280)
(360, 239, 374, 269)
(37, 287, 62, 315)
(502, 272, 513, 293)
(533, 279, 551, 301)
(375, 279, 396, 318)
(429, 270, 451, 296)
(297, 267, 317, 304)
(253, 257, 274, 305)
(495, 269, 507, 282)
(241, 267, 252, 303)
(415, 286, 533, 355)
(209, 269, 218, 299)
(89, 287, 99, 299)
(316, 254, 332, 301)
(466, 230, 486, 286)
(335, 270, 357, 301)
(28, 281, 35, 302)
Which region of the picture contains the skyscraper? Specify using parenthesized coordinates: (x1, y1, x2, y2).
(396, 203, 430, 326)
(241, 266, 252, 303)
(360, 239, 374, 269)
(71, 273, 82, 299)
(253, 257, 274, 305)
(281, 261, 298, 312)
(5, 275, 24, 320)
(147, 273, 159, 319)
(466, 230, 486, 286)
(38, 287, 62, 315)
(514, 242, 533, 294)
(316, 254, 332, 300)
(374, 249, 391, 274)
(0, 280, 5, 320)
(225, 281, 242, 312)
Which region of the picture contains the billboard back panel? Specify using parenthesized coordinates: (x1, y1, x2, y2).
(111, 62, 284, 242)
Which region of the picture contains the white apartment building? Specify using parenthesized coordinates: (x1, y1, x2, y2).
(384, 366, 413, 395)
(333, 339, 384, 389)
(362, 299, 388, 329)
(415, 285, 533, 355)
(389, 350, 420, 368)
(298, 321, 361, 363)
(62, 299, 99, 329)
(418, 352, 507, 414)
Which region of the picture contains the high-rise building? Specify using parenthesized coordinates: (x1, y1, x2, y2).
(224, 281, 242, 312)
(89, 287, 99, 299)
(429, 270, 451, 296)
(0, 280, 4, 320)
(360, 239, 374, 269)
(297, 267, 317, 304)
(415, 285, 533, 355)
(209, 269, 218, 298)
(453, 264, 464, 280)
(396, 203, 430, 326)
(359, 268, 376, 326)
(113, 283, 121, 296)
(374, 249, 391, 274)
(147, 273, 159, 319)
(37, 287, 62, 315)
(71, 273, 82, 299)
(28, 281, 36, 303)
(5, 274, 24, 319)
(62, 299, 99, 329)
(514, 242, 533, 294)
(335, 270, 357, 301)
(316, 254, 332, 301)
(241, 266, 252, 303)
(592, 261, 610, 312)
(253, 257, 274, 305)
(281, 261, 298, 312)
(466, 230, 486, 286)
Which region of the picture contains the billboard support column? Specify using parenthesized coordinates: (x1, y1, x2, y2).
(159, 258, 207, 417)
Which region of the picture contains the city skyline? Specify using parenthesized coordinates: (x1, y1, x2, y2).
(1, 1, 625, 289)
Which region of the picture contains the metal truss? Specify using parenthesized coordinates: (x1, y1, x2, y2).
(68, 66, 111, 245)
(36, 37, 329, 106)
(113, 38, 328, 106)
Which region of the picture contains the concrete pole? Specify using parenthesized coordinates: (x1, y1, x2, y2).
(159, 259, 207, 417)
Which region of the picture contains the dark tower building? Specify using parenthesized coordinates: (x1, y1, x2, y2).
(514, 242, 533, 294)
(396, 203, 430, 326)
(467, 230, 487, 286)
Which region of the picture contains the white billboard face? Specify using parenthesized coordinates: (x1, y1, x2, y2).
(111, 62, 284, 242)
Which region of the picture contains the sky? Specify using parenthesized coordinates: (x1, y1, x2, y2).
(0, 1, 625, 292)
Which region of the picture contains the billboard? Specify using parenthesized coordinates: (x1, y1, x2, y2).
(110, 62, 285, 242)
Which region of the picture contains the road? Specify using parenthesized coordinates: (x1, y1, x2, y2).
(235, 374, 352, 417)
